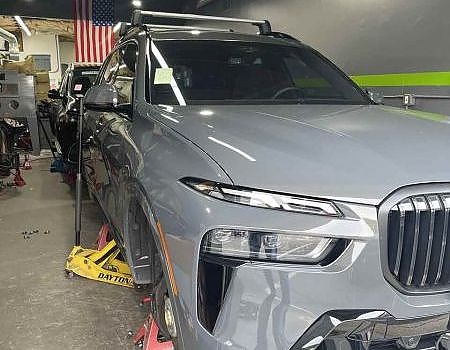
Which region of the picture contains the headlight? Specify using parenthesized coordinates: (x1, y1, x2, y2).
(201, 228, 337, 264)
(181, 178, 342, 217)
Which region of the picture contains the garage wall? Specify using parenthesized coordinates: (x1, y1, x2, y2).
(200, 0, 450, 115)
(20, 34, 75, 88)
(21, 33, 58, 70)
(21, 33, 60, 87)
(59, 41, 75, 67)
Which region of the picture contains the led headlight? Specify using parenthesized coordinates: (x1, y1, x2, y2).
(202, 229, 337, 263)
(181, 178, 342, 217)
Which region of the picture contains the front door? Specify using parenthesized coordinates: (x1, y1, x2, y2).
(83, 42, 138, 241)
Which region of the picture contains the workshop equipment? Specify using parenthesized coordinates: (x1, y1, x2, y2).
(12, 168, 25, 187)
(132, 296, 174, 350)
(65, 236, 134, 288)
(64, 97, 134, 288)
(133, 317, 174, 350)
(95, 223, 110, 250)
(36, 101, 57, 159)
(22, 154, 32, 170)
(0, 117, 26, 186)
(0, 70, 39, 156)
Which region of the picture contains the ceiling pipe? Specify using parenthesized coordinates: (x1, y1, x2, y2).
(0, 26, 19, 53)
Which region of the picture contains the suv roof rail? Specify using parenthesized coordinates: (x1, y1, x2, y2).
(131, 10, 272, 34)
(146, 24, 233, 32)
(118, 22, 233, 37)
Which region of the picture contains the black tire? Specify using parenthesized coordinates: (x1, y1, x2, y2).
(154, 278, 171, 340)
(154, 276, 179, 347)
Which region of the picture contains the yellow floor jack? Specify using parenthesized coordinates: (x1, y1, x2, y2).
(65, 224, 133, 288)
(64, 98, 133, 288)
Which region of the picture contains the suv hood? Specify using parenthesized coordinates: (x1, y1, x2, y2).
(152, 104, 450, 205)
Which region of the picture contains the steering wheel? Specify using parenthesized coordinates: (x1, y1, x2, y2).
(271, 86, 302, 99)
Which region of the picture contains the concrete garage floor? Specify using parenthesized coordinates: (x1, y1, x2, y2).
(0, 158, 146, 350)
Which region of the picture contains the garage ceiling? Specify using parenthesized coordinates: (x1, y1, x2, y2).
(0, 0, 210, 44)
(0, 16, 73, 41)
(0, 0, 203, 21)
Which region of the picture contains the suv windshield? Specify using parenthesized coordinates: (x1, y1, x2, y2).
(150, 40, 369, 105)
(70, 67, 99, 95)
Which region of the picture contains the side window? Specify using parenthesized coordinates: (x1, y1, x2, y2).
(100, 50, 120, 84)
(283, 55, 343, 99)
(59, 70, 69, 96)
(98, 43, 137, 105)
(112, 43, 137, 105)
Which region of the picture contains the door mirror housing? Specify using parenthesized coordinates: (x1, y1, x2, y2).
(84, 84, 133, 115)
(48, 89, 61, 100)
(366, 90, 384, 104)
(84, 84, 118, 112)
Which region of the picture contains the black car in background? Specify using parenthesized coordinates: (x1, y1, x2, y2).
(48, 63, 101, 162)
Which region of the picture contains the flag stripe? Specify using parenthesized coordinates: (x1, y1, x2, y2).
(83, 0, 87, 62)
(73, 0, 114, 63)
(88, 0, 93, 62)
(107, 26, 111, 54)
(95, 26, 100, 62)
(93, 7, 99, 62)
(75, 0, 81, 62)
(99, 26, 104, 62)
(74, 0, 78, 62)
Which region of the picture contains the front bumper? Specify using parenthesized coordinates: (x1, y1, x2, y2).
(155, 183, 450, 350)
(292, 310, 450, 350)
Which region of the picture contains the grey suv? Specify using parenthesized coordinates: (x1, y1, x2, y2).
(82, 10, 450, 350)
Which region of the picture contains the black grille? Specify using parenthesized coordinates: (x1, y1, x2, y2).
(387, 194, 450, 291)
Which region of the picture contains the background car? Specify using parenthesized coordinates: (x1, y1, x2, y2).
(48, 62, 101, 163)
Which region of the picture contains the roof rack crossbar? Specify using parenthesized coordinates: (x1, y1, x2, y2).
(131, 10, 272, 34)
(118, 22, 233, 36)
(146, 24, 233, 32)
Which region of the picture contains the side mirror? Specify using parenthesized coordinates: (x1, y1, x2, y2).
(366, 90, 384, 104)
(48, 89, 61, 99)
(84, 84, 132, 115)
(84, 84, 117, 112)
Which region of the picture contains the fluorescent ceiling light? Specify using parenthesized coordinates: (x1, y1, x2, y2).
(132, 0, 142, 7)
(113, 22, 121, 33)
(14, 16, 31, 37)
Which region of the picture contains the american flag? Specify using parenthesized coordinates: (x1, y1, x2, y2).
(73, 0, 115, 63)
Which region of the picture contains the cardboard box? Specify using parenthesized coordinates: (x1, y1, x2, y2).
(35, 72, 50, 83)
(1, 56, 36, 75)
(35, 82, 50, 95)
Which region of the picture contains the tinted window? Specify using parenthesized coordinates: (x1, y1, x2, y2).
(101, 50, 120, 84)
(100, 43, 137, 105)
(71, 67, 99, 95)
(59, 69, 69, 96)
(150, 40, 369, 105)
(113, 44, 137, 105)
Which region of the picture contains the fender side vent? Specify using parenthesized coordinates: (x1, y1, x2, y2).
(197, 254, 240, 332)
